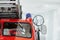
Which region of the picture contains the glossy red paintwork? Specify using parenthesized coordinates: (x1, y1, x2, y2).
(0, 18, 36, 40)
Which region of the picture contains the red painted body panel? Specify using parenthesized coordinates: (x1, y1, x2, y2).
(0, 18, 36, 40)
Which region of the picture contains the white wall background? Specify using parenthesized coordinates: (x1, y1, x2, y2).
(20, 0, 60, 40)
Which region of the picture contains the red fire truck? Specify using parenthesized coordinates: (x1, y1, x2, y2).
(0, 0, 38, 40)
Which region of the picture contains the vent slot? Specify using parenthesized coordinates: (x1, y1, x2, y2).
(10, 0, 16, 1)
